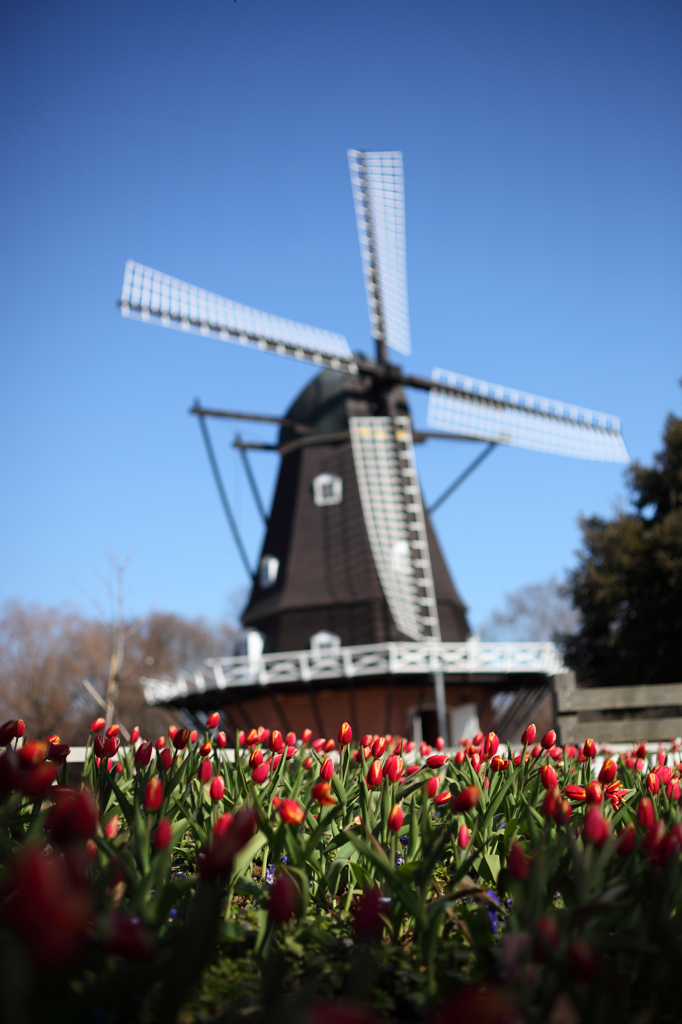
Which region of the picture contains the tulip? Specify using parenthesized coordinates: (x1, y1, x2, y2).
(647, 772, 661, 795)
(541, 730, 556, 750)
(535, 914, 561, 959)
(189, 730, 197, 743)
(352, 887, 384, 936)
(420, 742, 432, 757)
(130, 726, 140, 743)
(303, 756, 313, 770)
(635, 742, 647, 758)
(435, 735, 445, 752)
(617, 823, 636, 855)
(152, 817, 172, 851)
(311, 781, 337, 806)
(507, 842, 530, 879)
(549, 746, 563, 761)
(173, 728, 190, 751)
(490, 755, 509, 772)
(472, 731, 484, 746)
(637, 797, 655, 830)
(457, 823, 470, 848)
(434, 791, 452, 807)
(366, 760, 383, 788)
(105, 724, 120, 739)
(214, 812, 233, 839)
(531, 744, 542, 759)
(454, 749, 466, 766)
(245, 728, 259, 746)
(539, 765, 558, 790)
(18, 739, 48, 767)
(284, 731, 296, 747)
(582, 807, 611, 847)
(312, 738, 326, 751)
(47, 742, 70, 765)
(320, 758, 334, 782)
(104, 816, 120, 839)
(199, 759, 213, 783)
(268, 730, 284, 753)
(324, 738, 335, 752)
(278, 799, 305, 825)
(658, 765, 673, 785)
(268, 872, 299, 923)
(237, 730, 246, 746)
(667, 780, 681, 801)
(143, 777, 163, 811)
(521, 724, 536, 745)
(426, 753, 449, 769)
(134, 742, 153, 767)
(452, 785, 480, 812)
(338, 722, 353, 746)
(483, 732, 499, 758)
(361, 734, 372, 748)
(90, 717, 106, 734)
(45, 788, 98, 845)
(386, 755, 404, 782)
(206, 712, 220, 729)
(249, 749, 264, 769)
(210, 776, 225, 802)
(598, 758, 617, 785)
(470, 753, 481, 773)
(387, 804, 404, 831)
(372, 737, 387, 759)
(301, 728, 313, 743)
(103, 914, 155, 962)
(585, 781, 603, 804)
(159, 748, 173, 771)
(155, 736, 166, 750)
(425, 776, 439, 798)
(167, 726, 177, 740)
(216, 731, 227, 748)
(199, 741, 212, 757)
(252, 762, 269, 784)
(200, 807, 257, 880)
(542, 787, 560, 818)
(642, 818, 667, 855)
(554, 798, 572, 824)
(20, 762, 58, 796)
(565, 784, 587, 802)
(286, 745, 297, 760)
(106, 736, 120, 757)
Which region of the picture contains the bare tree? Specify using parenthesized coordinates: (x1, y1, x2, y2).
(478, 575, 580, 642)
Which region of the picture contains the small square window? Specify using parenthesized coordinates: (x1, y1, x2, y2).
(312, 473, 343, 507)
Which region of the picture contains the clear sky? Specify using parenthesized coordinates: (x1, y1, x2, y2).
(1, 1, 680, 634)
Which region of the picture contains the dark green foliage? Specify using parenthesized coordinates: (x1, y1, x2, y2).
(562, 408, 682, 685)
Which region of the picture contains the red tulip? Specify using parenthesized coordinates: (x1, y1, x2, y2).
(490, 755, 509, 772)
(245, 728, 259, 746)
(541, 730, 556, 750)
(249, 749, 264, 769)
(143, 777, 163, 811)
(278, 799, 305, 826)
(483, 732, 499, 758)
(173, 728, 190, 751)
(155, 736, 166, 750)
(268, 730, 284, 753)
(168, 726, 177, 740)
(387, 804, 404, 831)
(585, 781, 603, 804)
(427, 753, 449, 769)
(470, 753, 481, 773)
(473, 732, 484, 746)
(199, 759, 213, 783)
(311, 781, 337, 806)
(216, 731, 227, 748)
(542, 787, 560, 819)
(642, 819, 667, 854)
(366, 760, 383, 788)
(47, 742, 70, 765)
(93, 735, 107, 759)
(582, 807, 611, 847)
(106, 736, 120, 757)
(565, 785, 587, 802)
(105, 724, 120, 739)
(45, 788, 98, 845)
(301, 728, 313, 743)
(539, 765, 558, 790)
(286, 745, 297, 760)
(134, 742, 153, 767)
(19, 762, 58, 796)
(583, 738, 597, 758)
(338, 722, 353, 746)
(598, 758, 617, 785)
(454, 749, 466, 766)
(435, 736, 445, 751)
(352, 887, 384, 936)
(0, 720, 23, 746)
(452, 785, 481, 812)
(268, 872, 299, 923)
(424, 776, 439, 798)
(637, 797, 655, 830)
(252, 762, 269, 784)
(361, 734, 372, 748)
(210, 775, 225, 802)
(617, 823, 636, 855)
(18, 739, 48, 767)
(199, 741, 212, 757)
(312, 738, 326, 751)
(159, 748, 173, 771)
(130, 726, 140, 743)
(531, 744, 542, 759)
(667, 780, 681, 801)
(372, 737, 387, 759)
(521, 724, 536, 745)
(200, 807, 257, 880)
(386, 755, 404, 782)
(320, 758, 334, 782)
(104, 815, 120, 839)
(457, 823, 470, 848)
(324, 738, 335, 752)
(303, 756, 313, 770)
(214, 812, 233, 839)
(507, 842, 530, 879)
(90, 717, 106, 734)
(647, 772, 660, 795)
(434, 791, 452, 807)
(206, 712, 220, 729)
(103, 913, 155, 962)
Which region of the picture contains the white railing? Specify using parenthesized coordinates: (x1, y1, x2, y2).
(140, 639, 565, 705)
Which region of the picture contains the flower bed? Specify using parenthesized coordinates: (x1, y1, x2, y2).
(0, 716, 681, 1023)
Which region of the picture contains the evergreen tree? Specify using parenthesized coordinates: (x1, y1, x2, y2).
(561, 404, 682, 686)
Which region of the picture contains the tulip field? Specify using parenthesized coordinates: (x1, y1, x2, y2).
(1, 717, 682, 1023)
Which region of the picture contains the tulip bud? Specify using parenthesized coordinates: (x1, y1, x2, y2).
(133, 741, 152, 767)
(153, 817, 172, 851)
(483, 732, 499, 758)
(386, 756, 404, 782)
(366, 760, 383, 788)
(173, 728, 190, 751)
(18, 739, 49, 767)
(303, 756, 313, 769)
(542, 787, 560, 818)
(278, 799, 305, 825)
(521, 724, 536, 745)
(104, 815, 120, 839)
(426, 753, 449, 769)
(387, 804, 404, 832)
(434, 791, 452, 807)
(454, 749, 465, 766)
(617, 823, 636, 855)
(252, 762, 269, 784)
(473, 732, 484, 746)
(533, 915, 561, 962)
(597, 758, 617, 785)
(643, 819, 667, 854)
(106, 736, 120, 757)
(312, 738, 326, 751)
(425, 776, 439, 798)
(490, 755, 509, 772)
(301, 728, 313, 744)
(320, 758, 334, 782)
(249, 749, 264, 769)
(210, 775, 225, 802)
(324, 738, 335, 752)
(667, 780, 681, 801)
(647, 772, 661, 795)
(199, 741, 212, 757)
(541, 730, 556, 750)
(130, 726, 140, 744)
(539, 765, 558, 790)
(93, 736, 107, 759)
(286, 745, 297, 760)
(159, 748, 173, 771)
(206, 712, 220, 729)
(189, 730, 197, 743)
(311, 781, 337, 806)
(372, 737, 387, 759)
(585, 781, 603, 804)
(658, 765, 672, 785)
(457, 823, 470, 848)
(144, 777, 163, 811)
(216, 731, 227, 748)
(582, 807, 611, 847)
(565, 784, 587, 801)
(90, 718, 106, 734)
(245, 728, 259, 746)
(507, 842, 530, 879)
(435, 736, 445, 752)
(105, 724, 120, 739)
(470, 753, 481, 773)
(361, 734, 372, 748)
(452, 785, 480, 812)
(167, 726, 177, 740)
(338, 722, 353, 746)
(268, 730, 284, 753)
(155, 736, 166, 750)
(199, 759, 213, 783)
(268, 872, 299, 924)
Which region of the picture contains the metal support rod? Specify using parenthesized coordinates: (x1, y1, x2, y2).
(236, 432, 269, 525)
(194, 401, 254, 580)
(432, 671, 448, 746)
(428, 442, 496, 514)
(190, 403, 309, 434)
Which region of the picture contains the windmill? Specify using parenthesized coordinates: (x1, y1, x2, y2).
(119, 150, 628, 743)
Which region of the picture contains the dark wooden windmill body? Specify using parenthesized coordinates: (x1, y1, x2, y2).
(120, 150, 629, 744)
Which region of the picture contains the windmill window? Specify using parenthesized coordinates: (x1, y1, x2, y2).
(310, 630, 341, 653)
(390, 539, 411, 575)
(259, 555, 280, 589)
(312, 473, 343, 507)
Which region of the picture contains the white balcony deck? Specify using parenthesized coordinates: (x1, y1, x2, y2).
(140, 638, 565, 706)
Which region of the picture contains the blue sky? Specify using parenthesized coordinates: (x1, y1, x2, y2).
(1, 1, 680, 633)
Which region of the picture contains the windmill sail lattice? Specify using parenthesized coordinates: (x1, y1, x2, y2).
(120, 260, 357, 373)
(427, 368, 629, 463)
(348, 150, 411, 357)
(350, 416, 440, 641)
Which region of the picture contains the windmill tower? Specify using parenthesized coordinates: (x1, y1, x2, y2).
(120, 150, 628, 743)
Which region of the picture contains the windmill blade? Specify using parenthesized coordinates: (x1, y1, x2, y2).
(350, 416, 440, 642)
(348, 151, 411, 358)
(120, 261, 358, 373)
(427, 368, 629, 463)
